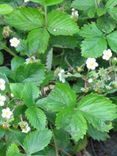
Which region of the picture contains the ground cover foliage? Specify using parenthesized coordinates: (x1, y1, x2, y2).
(0, 0, 117, 155)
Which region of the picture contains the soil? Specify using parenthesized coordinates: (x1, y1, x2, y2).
(87, 132, 117, 156)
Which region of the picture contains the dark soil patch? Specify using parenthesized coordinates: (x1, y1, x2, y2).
(87, 132, 117, 156)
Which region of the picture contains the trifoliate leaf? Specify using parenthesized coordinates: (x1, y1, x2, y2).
(106, 0, 117, 9)
(0, 4, 13, 15)
(97, 16, 116, 33)
(6, 144, 23, 156)
(80, 23, 107, 58)
(30, 0, 63, 6)
(81, 37, 107, 58)
(88, 125, 109, 141)
(108, 8, 117, 21)
(11, 57, 25, 71)
(27, 28, 50, 54)
(80, 23, 103, 38)
(47, 11, 79, 36)
(107, 31, 117, 53)
(10, 83, 39, 106)
(5, 8, 44, 31)
(56, 108, 87, 142)
(23, 129, 52, 154)
(72, 0, 95, 11)
(36, 83, 76, 112)
(26, 107, 47, 130)
(77, 93, 117, 131)
(13, 63, 45, 84)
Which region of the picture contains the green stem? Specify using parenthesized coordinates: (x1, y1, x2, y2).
(3, 46, 17, 57)
(44, 6, 48, 27)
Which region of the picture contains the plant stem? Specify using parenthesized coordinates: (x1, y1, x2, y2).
(44, 6, 48, 27)
(50, 125, 59, 156)
(4, 46, 17, 57)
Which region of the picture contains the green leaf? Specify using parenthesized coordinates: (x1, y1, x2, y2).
(6, 144, 23, 156)
(81, 37, 107, 58)
(5, 7, 44, 31)
(88, 125, 109, 141)
(46, 48, 53, 71)
(108, 8, 117, 21)
(30, 0, 63, 6)
(11, 57, 25, 71)
(106, 0, 117, 8)
(56, 108, 87, 142)
(27, 28, 50, 54)
(26, 107, 47, 130)
(10, 83, 39, 106)
(23, 129, 52, 154)
(80, 23, 103, 38)
(72, 0, 95, 11)
(0, 52, 4, 65)
(77, 93, 117, 131)
(80, 23, 107, 58)
(97, 16, 116, 33)
(50, 35, 78, 49)
(0, 4, 13, 15)
(13, 63, 45, 84)
(107, 31, 117, 53)
(47, 11, 79, 36)
(36, 83, 76, 112)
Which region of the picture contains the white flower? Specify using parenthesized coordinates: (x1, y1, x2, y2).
(86, 58, 98, 70)
(88, 78, 93, 83)
(24, 0, 30, 2)
(0, 94, 6, 106)
(58, 69, 66, 83)
(2, 107, 13, 119)
(71, 8, 79, 18)
(10, 37, 20, 48)
(22, 126, 31, 133)
(11, 93, 14, 97)
(25, 56, 37, 64)
(19, 121, 31, 133)
(102, 49, 112, 61)
(0, 78, 5, 91)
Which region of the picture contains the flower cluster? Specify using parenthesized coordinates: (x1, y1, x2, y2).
(0, 78, 6, 91)
(19, 121, 31, 133)
(86, 49, 113, 70)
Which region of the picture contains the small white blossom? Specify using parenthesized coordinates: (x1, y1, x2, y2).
(11, 93, 14, 97)
(10, 37, 20, 48)
(58, 69, 66, 83)
(102, 49, 112, 61)
(71, 8, 79, 18)
(53, 29, 57, 32)
(0, 78, 5, 91)
(86, 58, 98, 70)
(19, 121, 31, 133)
(22, 126, 31, 133)
(88, 78, 93, 83)
(25, 56, 37, 64)
(2, 107, 13, 119)
(0, 94, 6, 106)
(24, 0, 30, 2)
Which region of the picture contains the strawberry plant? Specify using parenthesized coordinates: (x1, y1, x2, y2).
(0, 0, 117, 155)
